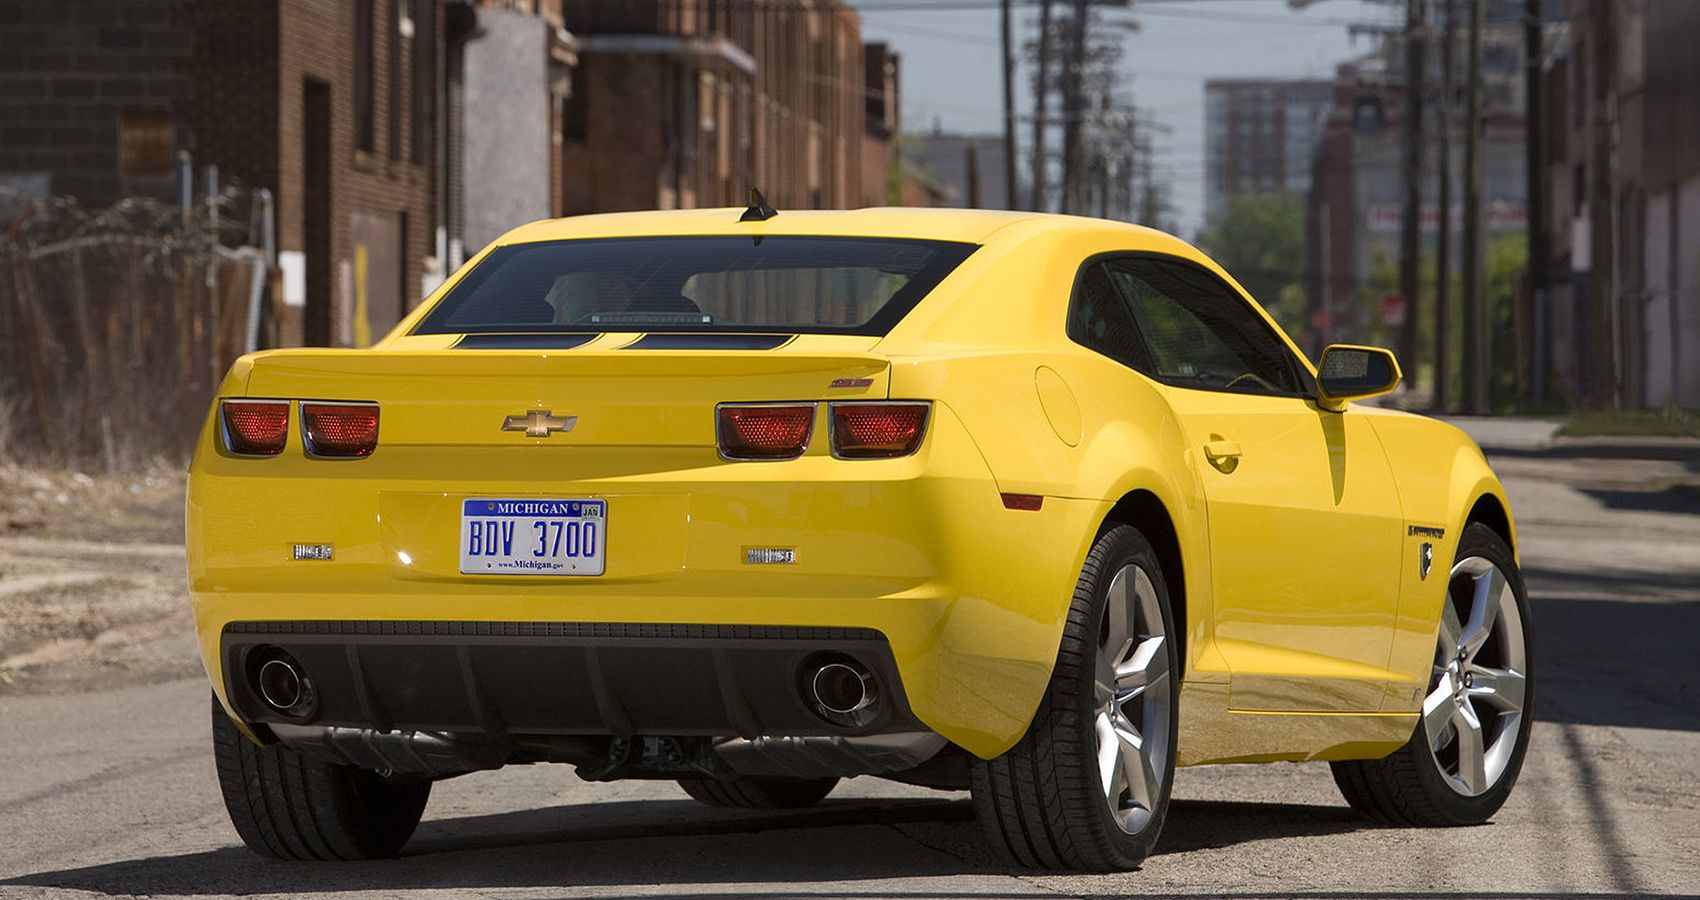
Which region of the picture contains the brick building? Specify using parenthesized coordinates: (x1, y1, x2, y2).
(1203, 79, 1332, 227)
(0, 1, 192, 207)
(561, 0, 868, 213)
(0, 0, 443, 347)
(2, 0, 896, 350)
(1536, 0, 1700, 410)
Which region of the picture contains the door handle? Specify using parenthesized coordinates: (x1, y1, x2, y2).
(1202, 439, 1242, 473)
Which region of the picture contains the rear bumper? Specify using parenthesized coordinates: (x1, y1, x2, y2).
(221, 620, 922, 737)
(189, 403, 1109, 758)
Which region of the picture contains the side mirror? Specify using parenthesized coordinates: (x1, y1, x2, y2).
(1317, 344, 1402, 411)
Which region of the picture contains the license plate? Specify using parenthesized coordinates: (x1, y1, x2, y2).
(459, 498, 606, 576)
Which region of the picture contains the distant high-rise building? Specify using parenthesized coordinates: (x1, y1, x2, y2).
(1203, 79, 1333, 225)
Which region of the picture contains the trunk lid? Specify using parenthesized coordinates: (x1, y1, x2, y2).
(241, 333, 889, 449)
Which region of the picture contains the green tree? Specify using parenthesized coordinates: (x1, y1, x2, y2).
(1197, 192, 1307, 335)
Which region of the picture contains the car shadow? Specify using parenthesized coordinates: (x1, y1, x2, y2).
(1517, 583, 1700, 735)
(1577, 482, 1700, 516)
(1, 795, 1380, 897)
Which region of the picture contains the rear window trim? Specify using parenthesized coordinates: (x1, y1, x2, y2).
(412, 234, 981, 338)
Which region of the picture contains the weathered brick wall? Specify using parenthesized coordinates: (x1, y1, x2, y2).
(274, 0, 436, 346)
(0, 0, 190, 205)
(176, 0, 280, 198)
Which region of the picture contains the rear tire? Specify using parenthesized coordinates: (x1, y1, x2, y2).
(677, 776, 839, 809)
(1331, 522, 1535, 826)
(212, 695, 431, 860)
(969, 524, 1180, 871)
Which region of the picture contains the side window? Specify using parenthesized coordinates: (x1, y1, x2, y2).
(1103, 258, 1305, 397)
(1066, 263, 1152, 372)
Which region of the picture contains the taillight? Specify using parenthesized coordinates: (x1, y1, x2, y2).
(220, 400, 289, 456)
(301, 402, 380, 459)
(717, 403, 816, 460)
(829, 402, 930, 459)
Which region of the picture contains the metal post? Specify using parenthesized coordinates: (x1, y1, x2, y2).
(175, 150, 193, 231)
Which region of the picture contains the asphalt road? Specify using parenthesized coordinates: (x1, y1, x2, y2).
(2, 428, 1698, 899)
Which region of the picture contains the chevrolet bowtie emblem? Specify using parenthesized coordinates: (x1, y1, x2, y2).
(503, 409, 577, 437)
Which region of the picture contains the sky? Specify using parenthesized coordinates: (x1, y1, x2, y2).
(849, 0, 1402, 237)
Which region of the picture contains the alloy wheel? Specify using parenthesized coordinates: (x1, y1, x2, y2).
(1424, 555, 1528, 797)
(1093, 564, 1173, 834)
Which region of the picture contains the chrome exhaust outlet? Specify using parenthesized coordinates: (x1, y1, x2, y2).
(811, 662, 873, 714)
(252, 649, 316, 719)
(806, 658, 879, 727)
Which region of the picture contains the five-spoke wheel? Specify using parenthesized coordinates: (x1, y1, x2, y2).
(1333, 522, 1536, 826)
(1424, 554, 1529, 797)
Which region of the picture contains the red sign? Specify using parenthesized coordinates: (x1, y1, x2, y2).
(1380, 293, 1406, 326)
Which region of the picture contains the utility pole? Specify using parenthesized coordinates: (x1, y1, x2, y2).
(1061, 0, 1089, 214)
(1001, 0, 1018, 210)
(1461, 0, 1486, 414)
(1588, 0, 1619, 410)
(966, 144, 982, 209)
(1434, 0, 1455, 413)
(1524, 0, 1549, 404)
(1398, 0, 1426, 394)
(1032, 0, 1054, 211)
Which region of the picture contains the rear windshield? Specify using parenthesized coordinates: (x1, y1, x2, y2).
(414, 235, 979, 336)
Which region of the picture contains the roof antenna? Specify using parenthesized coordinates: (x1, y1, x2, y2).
(740, 187, 778, 222)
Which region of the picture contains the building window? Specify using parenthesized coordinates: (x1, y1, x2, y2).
(355, 0, 375, 153)
(564, 71, 588, 142)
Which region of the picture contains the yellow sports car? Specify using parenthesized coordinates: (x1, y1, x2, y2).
(189, 199, 1533, 871)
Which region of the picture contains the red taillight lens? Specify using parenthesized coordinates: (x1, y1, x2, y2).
(829, 402, 930, 459)
(221, 400, 289, 456)
(301, 402, 380, 458)
(717, 404, 815, 460)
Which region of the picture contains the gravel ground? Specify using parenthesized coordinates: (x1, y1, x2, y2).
(0, 464, 196, 697)
(0, 435, 1696, 899)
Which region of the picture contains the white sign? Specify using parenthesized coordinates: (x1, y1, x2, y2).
(278, 251, 306, 308)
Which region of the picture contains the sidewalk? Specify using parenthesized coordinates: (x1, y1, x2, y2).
(1442, 415, 1700, 458)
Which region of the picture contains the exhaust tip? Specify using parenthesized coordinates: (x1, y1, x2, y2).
(805, 657, 879, 726)
(251, 648, 316, 719)
(811, 662, 872, 715)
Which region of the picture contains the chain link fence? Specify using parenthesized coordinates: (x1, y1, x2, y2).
(0, 190, 267, 470)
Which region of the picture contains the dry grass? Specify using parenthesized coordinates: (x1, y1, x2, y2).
(0, 462, 185, 545)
